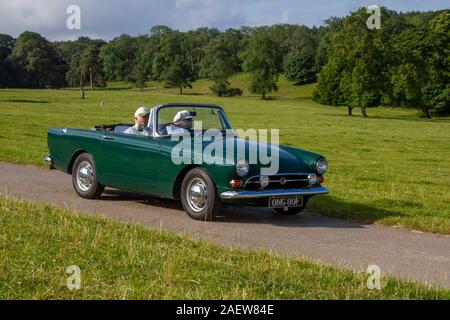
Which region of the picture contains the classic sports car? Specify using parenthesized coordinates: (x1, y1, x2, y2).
(45, 103, 329, 221)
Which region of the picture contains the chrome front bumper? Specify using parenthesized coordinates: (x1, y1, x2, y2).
(44, 155, 54, 169)
(220, 186, 329, 199)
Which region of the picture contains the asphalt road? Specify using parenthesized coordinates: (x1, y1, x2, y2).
(1, 162, 449, 288)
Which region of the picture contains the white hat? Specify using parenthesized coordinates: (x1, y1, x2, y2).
(173, 110, 195, 123)
(135, 107, 150, 118)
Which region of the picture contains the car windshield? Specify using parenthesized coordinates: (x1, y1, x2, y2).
(157, 106, 232, 135)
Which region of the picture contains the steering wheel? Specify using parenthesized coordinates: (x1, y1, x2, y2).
(159, 123, 177, 136)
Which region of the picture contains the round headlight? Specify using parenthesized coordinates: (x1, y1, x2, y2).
(308, 173, 318, 186)
(236, 160, 249, 177)
(316, 158, 328, 175)
(260, 175, 270, 188)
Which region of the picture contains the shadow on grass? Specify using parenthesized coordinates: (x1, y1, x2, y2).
(0, 99, 50, 104)
(275, 96, 314, 102)
(317, 112, 450, 123)
(100, 189, 401, 229)
(92, 87, 133, 91)
(370, 115, 450, 123)
(181, 93, 210, 96)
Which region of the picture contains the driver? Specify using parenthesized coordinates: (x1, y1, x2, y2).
(173, 110, 195, 130)
(124, 107, 150, 135)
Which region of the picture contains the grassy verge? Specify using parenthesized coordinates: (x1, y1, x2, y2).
(0, 195, 448, 299)
(0, 82, 449, 235)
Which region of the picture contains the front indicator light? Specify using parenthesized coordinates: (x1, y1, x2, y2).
(230, 180, 243, 188)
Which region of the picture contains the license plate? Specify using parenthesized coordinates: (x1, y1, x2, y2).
(269, 196, 303, 208)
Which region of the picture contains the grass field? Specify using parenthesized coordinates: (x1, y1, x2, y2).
(0, 195, 448, 299)
(0, 76, 449, 235)
(103, 73, 317, 99)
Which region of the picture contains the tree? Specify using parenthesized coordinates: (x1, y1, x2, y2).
(201, 35, 238, 96)
(349, 59, 379, 118)
(384, 11, 449, 118)
(150, 28, 182, 80)
(80, 45, 106, 90)
(9, 31, 67, 88)
(56, 37, 106, 88)
(284, 47, 317, 85)
(148, 28, 194, 94)
(182, 27, 220, 78)
(315, 17, 345, 70)
(128, 60, 148, 91)
(0, 34, 15, 87)
(58, 38, 106, 98)
(314, 9, 386, 117)
(165, 55, 193, 94)
(314, 8, 450, 118)
(390, 63, 425, 112)
(241, 30, 282, 99)
(100, 34, 138, 81)
(425, 11, 450, 115)
(269, 24, 318, 61)
(313, 57, 346, 106)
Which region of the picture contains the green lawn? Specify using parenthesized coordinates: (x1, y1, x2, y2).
(0, 195, 448, 299)
(0, 81, 449, 235)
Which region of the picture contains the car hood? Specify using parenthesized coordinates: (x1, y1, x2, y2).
(200, 135, 322, 175)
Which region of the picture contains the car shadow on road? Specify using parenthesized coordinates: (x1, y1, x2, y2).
(100, 188, 184, 211)
(99, 188, 381, 229)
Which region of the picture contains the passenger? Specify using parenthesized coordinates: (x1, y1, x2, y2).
(173, 110, 195, 130)
(124, 107, 150, 135)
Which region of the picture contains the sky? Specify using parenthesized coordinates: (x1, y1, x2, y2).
(0, 0, 448, 40)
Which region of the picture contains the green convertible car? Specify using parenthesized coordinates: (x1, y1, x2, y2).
(45, 103, 329, 221)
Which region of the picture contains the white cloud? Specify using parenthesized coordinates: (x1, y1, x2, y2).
(0, 0, 68, 30)
(172, 0, 248, 30)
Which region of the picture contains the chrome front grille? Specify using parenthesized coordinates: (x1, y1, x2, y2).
(244, 174, 310, 190)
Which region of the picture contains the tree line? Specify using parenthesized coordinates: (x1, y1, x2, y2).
(314, 8, 449, 118)
(0, 7, 448, 117)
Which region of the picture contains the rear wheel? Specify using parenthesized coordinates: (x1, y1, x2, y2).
(71, 153, 104, 199)
(273, 198, 309, 215)
(181, 168, 220, 221)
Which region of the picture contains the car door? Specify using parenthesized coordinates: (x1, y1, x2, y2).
(99, 131, 161, 195)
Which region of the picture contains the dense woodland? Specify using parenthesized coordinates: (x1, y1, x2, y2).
(0, 8, 448, 117)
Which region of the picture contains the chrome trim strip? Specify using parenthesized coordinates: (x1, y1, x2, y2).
(243, 173, 311, 187)
(246, 178, 309, 184)
(220, 187, 330, 199)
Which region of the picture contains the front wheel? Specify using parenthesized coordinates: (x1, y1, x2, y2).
(181, 168, 221, 221)
(273, 198, 309, 215)
(71, 153, 104, 199)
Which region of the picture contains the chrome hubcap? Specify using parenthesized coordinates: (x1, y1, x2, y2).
(186, 178, 208, 212)
(76, 161, 94, 192)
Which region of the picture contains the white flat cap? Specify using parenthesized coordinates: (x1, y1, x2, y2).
(173, 110, 195, 123)
(135, 107, 150, 118)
